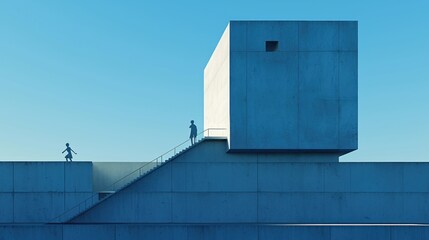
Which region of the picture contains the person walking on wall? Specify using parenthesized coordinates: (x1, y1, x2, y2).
(62, 143, 77, 162)
(189, 120, 197, 145)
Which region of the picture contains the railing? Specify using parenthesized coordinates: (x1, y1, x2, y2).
(50, 128, 227, 223)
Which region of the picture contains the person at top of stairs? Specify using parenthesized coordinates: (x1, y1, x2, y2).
(189, 120, 197, 145)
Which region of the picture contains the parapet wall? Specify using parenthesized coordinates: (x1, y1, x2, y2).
(0, 162, 92, 223)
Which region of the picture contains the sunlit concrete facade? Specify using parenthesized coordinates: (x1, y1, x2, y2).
(205, 21, 358, 153)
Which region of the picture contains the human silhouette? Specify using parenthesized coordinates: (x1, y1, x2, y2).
(62, 143, 77, 162)
(189, 120, 197, 145)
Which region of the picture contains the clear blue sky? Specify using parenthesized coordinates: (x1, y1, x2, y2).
(0, 0, 428, 162)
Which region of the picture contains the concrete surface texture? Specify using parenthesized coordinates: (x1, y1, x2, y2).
(93, 162, 157, 192)
(1, 224, 429, 240)
(70, 139, 429, 224)
(0, 162, 92, 223)
(205, 21, 358, 153)
(2, 140, 429, 239)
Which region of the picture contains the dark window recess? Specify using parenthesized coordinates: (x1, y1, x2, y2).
(266, 41, 279, 52)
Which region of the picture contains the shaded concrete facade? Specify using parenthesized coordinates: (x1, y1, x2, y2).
(93, 162, 157, 192)
(2, 224, 429, 240)
(1, 140, 429, 239)
(0, 161, 158, 223)
(205, 21, 358, 153)
(72, 140, 429, 224)
(0, 162, 92, 223)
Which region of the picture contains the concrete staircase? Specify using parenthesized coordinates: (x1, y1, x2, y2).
(51, 128, 226, 223)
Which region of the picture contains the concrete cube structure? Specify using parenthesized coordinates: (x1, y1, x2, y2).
(204, 21, 358, 153)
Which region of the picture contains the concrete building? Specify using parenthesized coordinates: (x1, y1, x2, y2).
(204, 21, 357, 153)
(1, 21, 428, 239)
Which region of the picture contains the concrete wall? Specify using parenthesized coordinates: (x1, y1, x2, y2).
(93, 162, 157, 192)
(204, 24, 230, 140)
(1, 224, 429, 240)
(0, 162, 92, 223)
(72, 140, 429, 224)
(0, 161, 164, 223)
(204, 21, 358, 152)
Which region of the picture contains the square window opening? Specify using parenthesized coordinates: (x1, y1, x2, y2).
(266, 41, 279, 52)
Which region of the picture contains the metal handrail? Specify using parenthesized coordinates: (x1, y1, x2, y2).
(50, 128, 227, 223)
